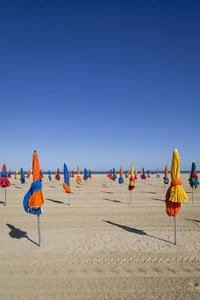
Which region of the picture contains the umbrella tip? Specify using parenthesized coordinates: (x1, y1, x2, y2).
(34, 150, 37, 153)
(174, 149, 178, 152)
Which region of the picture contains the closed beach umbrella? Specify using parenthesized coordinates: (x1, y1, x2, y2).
(48, 170, 52, 181)
(23, 151, 44, 246)
(83, 168, 88, 180)
(134, 169, 138, 180)
(188, 161, 199, 204)
(88, 170, 92, 179)
(163, 165, 169, 184)
(118, 167, 124, 184)
(128, 164, 135, 205)
(8, 170, 11, 178)
(112, 168, 117, 181)
(27, 170, 30, 178)
(15, 169, 19, 179)
(76, 166, 82, 184)
(56, 168, 60, 181)
(20, 168, 25, 184)
(63, 163, 71, 205)
(165, 149, 188, 244)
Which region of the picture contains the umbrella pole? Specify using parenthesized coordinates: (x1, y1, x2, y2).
(120, 185, 122, 198)
(4, 187, 6, 206)
(79, 184, 80, 195)
(192, 187, 194, 204)
(130, 191, 132, 205)
(68, 194, 71, 206)
(174, 215, 177, 245)
(37, 214, 41, 247)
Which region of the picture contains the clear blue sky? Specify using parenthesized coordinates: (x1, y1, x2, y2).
(0, 0, 200, 171)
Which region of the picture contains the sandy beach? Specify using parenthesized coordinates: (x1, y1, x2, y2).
(0, 174, 200, 299)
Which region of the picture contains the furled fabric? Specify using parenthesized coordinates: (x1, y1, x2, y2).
(63, 163, 71, 193)
(112, 168, 117, 181)
(8, 170, 11, 178)
(118, 167, 124, 184)
(20, 168, 25, 184)
(83, 168, 88, 180)
(142, 168, 147, 180)
(56, 168, 60, 181)
(163, 165, 169, 184)
(128, 164, 135, 191)
(134, 169, 138, 180)
(23, 151, 44, 215)
(88, 170, 92, 178)
(15, 169, 19, 179)
(48, 170, 52, 181)
(27, 170, 30, 178)
(188, 161, 199, 189)
(0, 164, 11, 188)
(40, 169, 44, 179)
(165, 149, 188, 216)
(76, 166, 82, 184)
(147, 170, 150, 177)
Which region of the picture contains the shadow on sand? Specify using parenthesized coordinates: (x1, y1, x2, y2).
(103, 198, 120, 203)
(46, 198, 64, 204)
(103, 220, 172, 244)
(6, 224, 39, 247)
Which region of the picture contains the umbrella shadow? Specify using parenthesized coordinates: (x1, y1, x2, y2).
(49, 186, 56, 188)
(142, 191, 157, 194)
(102, 191, 113, 194)
(46, 198, 64, 204)
(0, 200, 5, 206)
(103, 220, 173, 244)
(152, 198, 165, 202)
(185, 218, 200, 227)
(15, 186, 22, 189)
(6, 224, 39, 247)
(103, 198, 120, 203)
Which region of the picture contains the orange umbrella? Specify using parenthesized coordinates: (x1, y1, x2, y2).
(76, 166, 82, 184)
(23, 151, 44, 246)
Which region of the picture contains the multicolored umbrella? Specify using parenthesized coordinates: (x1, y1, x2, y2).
(8, 170, 11, 178)
(118, 167, 124, 184)
(156, 170, 160, 178)
(163, 166, 169, 184)
(15, 169, 19, 179)
(165, 149, 188, 244)
(188, 161, 199, 204)
(40, 169, 44, 179)
(112, 168, 117, 181)
(141, 168, 147, 179)
(23, 151, 44, 246)
(63, 163, 71, 205)
(128, 164, 135, 204)
(71, 171, 75, 178)
(56, 168, 60, 181)
(125, 171, 128, 178)
(147, 170, 150, 178)
(88, 170, 92, 179)
(20, 168, 25, 184)
(134, 169, 138, 180)
(0, 164, 11, 206)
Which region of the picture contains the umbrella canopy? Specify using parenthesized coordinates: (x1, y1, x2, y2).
(142, 168, 147, 179)
(188, 161, 199, 189)
(127, 170, 130, 179)
(163, 165, 169, 184)
(76, 166, 82, 184)
(56, 168, 60, 181)
(135, 169, 138, 180)
(88, 170, 92, 179)
(23, 151, 44, 214)
(0, 164, 11, 188)
(27, 170, 30, 178)
(147, 170, 150, 177)
(40, 169, 44, 178)
(165, 149, 188, 216)
(48, 170, 52, 181)
(118, 167, 124, 184)
(63, 163, 71, 193)
(112, 168, 117, 181)
(128, 164, 135, 191)
(8, 170, 11, 178)
(15, 169, 19, 179)
(20, 168, 25, 184)
(83, 168, 88, 180)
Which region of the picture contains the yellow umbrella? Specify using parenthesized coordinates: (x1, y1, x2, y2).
(165, 149, 188, 244)
(128, 163, 135, 204)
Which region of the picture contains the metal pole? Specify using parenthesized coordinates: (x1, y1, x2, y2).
(174, 215, 177, 245)
(37, 214, 41, 247)
(4, 188, 6, 206)
(163, 183, 165, 194)
(192, 187, 194, 204)
(130, 191, 132, 205)
(68, 194, 71, 206)
(79, 184, 80, 195)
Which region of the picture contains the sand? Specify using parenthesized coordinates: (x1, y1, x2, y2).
(0, 174, 200, 299)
